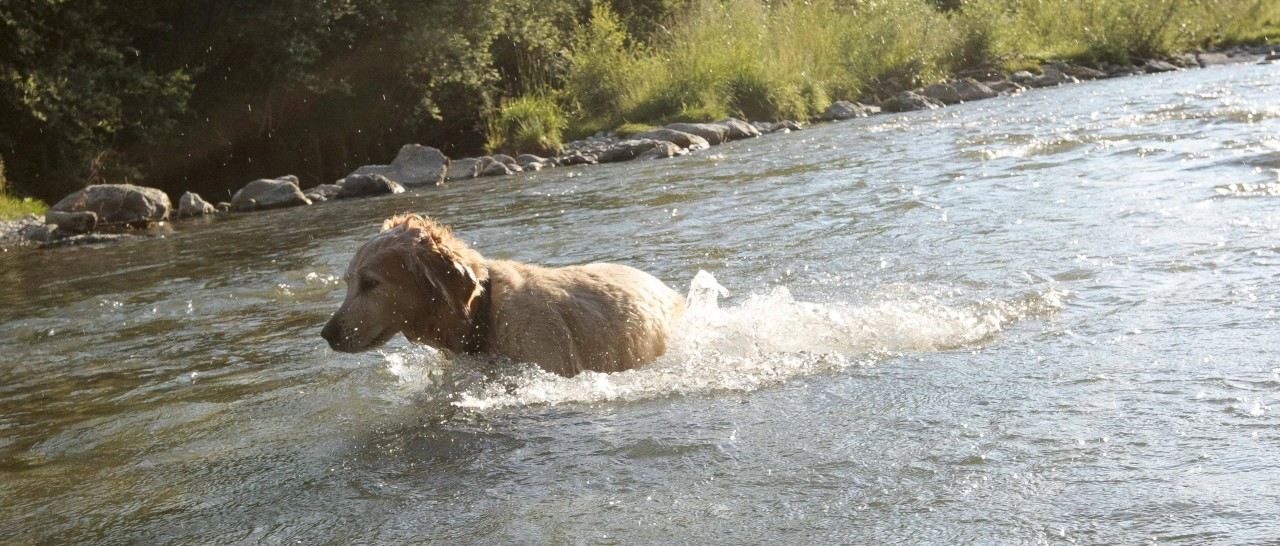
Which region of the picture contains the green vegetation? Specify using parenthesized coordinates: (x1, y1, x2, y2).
(1, 0, 1277, 204)
(0, 154, 47, 219)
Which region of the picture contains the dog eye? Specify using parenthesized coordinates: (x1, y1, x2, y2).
(359, 277, 380, 292)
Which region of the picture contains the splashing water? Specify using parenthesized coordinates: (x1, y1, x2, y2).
(376, 271, 1066, 410)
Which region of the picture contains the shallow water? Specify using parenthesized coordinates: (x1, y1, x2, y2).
(3, 62, 1280, 544)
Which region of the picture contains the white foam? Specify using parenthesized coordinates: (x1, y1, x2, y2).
(379, 271, 1065, 411)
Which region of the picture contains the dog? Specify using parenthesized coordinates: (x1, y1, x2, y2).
(321, 214, 685, 377)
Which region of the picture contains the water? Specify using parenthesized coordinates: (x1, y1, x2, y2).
(3, 63, 1279, 544)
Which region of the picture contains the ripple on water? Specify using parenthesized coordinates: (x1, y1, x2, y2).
(374, 272, 1066, 411)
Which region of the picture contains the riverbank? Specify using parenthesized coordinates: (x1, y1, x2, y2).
(2, 43, 1276, 253)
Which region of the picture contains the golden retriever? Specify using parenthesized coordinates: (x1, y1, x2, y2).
(321, 214, 685, 376)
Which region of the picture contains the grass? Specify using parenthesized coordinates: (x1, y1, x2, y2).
(544, 0, 1280, 143)
(476, 0, 1274, 151)
(0, 195, 47, 220)
(0, 156, 48, 220)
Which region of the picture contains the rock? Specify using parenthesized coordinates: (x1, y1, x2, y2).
(987, 80, 1025, 94)
(216, 202, 232, 212)
(664, 122, 730, 145)
(516, 154, 553, 170)
(1010, 70, 1037, 84)
(817, 100, 878, 121)
(491, 154, 517, 167)
(1144, 60, 1180, 73)
(632, 128, 711, 151)
(20, 223, 57, 244)
(715, 118, 761, 140)
(1027, 67, 1079, 88)
(45, 210, 98, 233)
(1266, 51, 1280, 62)
(337, 173, 404, 199)
(764, 120, 805, 133)
(446, 158, 485, 181)
(50, 184, 171, 228)
(880, 91, 944, 112)
(230, 175, 311, 212)
(1196, 52, 1235, 67)
(560, 152, 597, 166)
(920, 79, 997, 104)
(177, 191, 217, 218)
(304, 184, 342, 202)
(596, 139, 668, 163)
(637, 141, 684, 160)
(1050, 63, 1106, 80)
(350, 144, 448, 187)
(482, 161, 516, 177)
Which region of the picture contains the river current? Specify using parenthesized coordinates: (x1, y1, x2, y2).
(3, 62, 1279, 544)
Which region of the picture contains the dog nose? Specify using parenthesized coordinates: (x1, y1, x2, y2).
(321, 317, 341, 347)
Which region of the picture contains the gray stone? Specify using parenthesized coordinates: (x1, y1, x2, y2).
(817, 100, 877, 121)
(664, 122, 730, 145)
(632, 128, 711, 151)
(45, 210, 98, 233)
(921, 79, 997, 105)
(560, 152, 597, 166)
(596, 139, 666, 163)
(304, 184, 342, 202)
(715, 118, 761, 141)
(482, 161, 516, 177)
(337, 173, 404, 198)
(50, 184, 171, 227)
(351, 144, 448, 187)
(177, 191, 216, 218)
(636, 141, 684, 160)
(880, 91, 944, 113)
(230, 175, 311, 212)
(1051, 63, 1106, 80)
(446, 158, 485, 181)
(1027, 68, 1079, 88)
(1197, 52, 1235, 67)
(1145, 60, 1180, 73)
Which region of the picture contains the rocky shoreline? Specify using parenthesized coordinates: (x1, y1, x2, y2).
(3, 44, 1276, 253)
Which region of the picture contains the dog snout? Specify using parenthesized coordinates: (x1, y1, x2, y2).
(321, 315, 347, 351)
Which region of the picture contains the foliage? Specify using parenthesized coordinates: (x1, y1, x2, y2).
(485, 94, 569, 155)
(0, 0, 1277, 203)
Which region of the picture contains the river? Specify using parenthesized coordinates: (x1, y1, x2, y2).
(3, 62, 1279, 544)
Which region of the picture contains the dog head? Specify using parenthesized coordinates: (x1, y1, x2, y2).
(321, 214, 487, 353)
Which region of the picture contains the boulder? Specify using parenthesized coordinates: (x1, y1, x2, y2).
(817, 100, 877, 121)
(304, 184, 342, 202)
(632, 128, 711, 151)
(230, 175, 311, 212)
(1144, 60, 1180, 73)
(1049, 63, 1106, 80)
(515, 154, 552, 170)
(1196, 52, 1235, 67)
(664, 122, 730, 145)
(482, 161, 517, 177)
(921, 79, 996, 105)
(177, 191, 216, 218)
(491, 154, 518, 167)
(351, 144, 448, 187)
(45, 210, 98, 233)
(636, 141, 684, 160)
(446, 158, 485, 181)
(337, 173, 404, 199)
(880, 91, 944, 113)
(595, 139, 666, 163)
(1026, 67, 1079, 88)
(50, 184, 171, 227)
(715, 118, 761, 140)
(560, 152, 597, 166)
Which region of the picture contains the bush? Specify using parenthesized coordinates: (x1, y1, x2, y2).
(486, 94, 569, 156)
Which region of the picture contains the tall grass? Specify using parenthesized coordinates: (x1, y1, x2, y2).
(552, 0, 1280, 136)
(485, 94, 569, 156)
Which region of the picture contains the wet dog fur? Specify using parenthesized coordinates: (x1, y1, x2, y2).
(321, 214, 685, 376)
